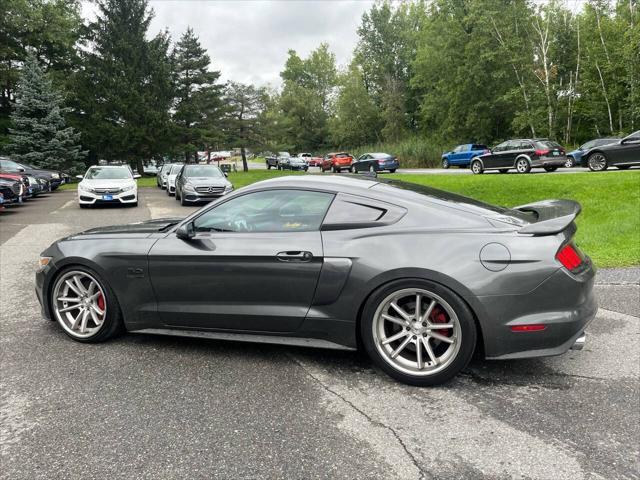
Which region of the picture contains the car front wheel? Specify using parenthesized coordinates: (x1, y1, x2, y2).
(565, 156, 575, 168)
(51, 267, 123, 343)
(588, 153, 608, 171)
(361, 279, 476, 386)
(442, 158, 450, 169)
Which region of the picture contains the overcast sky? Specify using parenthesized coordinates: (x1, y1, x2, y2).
(82, 0, 375, 88)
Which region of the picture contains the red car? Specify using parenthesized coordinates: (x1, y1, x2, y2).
(0, 172, 27, 200)
(321, 152, 354, 173)
(298, 153, 322, 167)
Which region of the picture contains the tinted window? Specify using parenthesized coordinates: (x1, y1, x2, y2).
(0, 159, 23, 171)
(184, 165, 224, 178)
(580, 140, 596, 150)
(534, 140, 560, 149)
(493, 142, 509, 152)
(193, 190, 334, 233)
(323, 200, 385, 224)
(472, 144, 487, 150)
(518, 141, 534, 150)
(85, 167, 132, 180)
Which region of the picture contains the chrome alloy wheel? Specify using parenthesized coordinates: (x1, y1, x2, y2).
(52, 270, 107, 338)
(372, 288, 462, 376)
(588, 153, 607, 171)
(516, 158, 530, 173)
(471, 161, 482, 174)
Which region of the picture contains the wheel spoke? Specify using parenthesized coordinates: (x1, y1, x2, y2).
(90, 303, 104, 316)
(57, 296, 80, 303)
(70, 310, 83, 330)
(79, 310, 89, 333)
(73, 276, 87, 295)
(420, 300, 437, 322)
(415, 337, 423, 370)
(415, 294, 422, 320)
(382, 314, 407, 327)
(390, 302, 412, 322)
(422, 337, 438, 365)
(59, 304, 81, 313)
(430, 332, 454, 344)
(382, 330, 408, 345)
(65, 280, 82, 296)
(87, 282, 96, 295)
(428, 323, 454, 330)
(89, 308, 102, 326)
(391, 335, 412, 358)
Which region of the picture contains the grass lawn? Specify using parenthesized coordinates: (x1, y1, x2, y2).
(60, 169, 639, 267)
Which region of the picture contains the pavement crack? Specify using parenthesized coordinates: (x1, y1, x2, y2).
(290, 355, 430, 480)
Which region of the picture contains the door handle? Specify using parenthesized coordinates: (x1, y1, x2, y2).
(276, 251, 313, 262)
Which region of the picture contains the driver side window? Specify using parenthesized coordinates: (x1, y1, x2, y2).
(193, 190, 335, 233)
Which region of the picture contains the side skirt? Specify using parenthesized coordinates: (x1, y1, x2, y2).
(131, 328, 356, 351)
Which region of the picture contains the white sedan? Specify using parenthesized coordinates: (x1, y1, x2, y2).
(77, 165, 140, 208)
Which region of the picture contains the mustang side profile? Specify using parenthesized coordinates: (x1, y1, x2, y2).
(36, 175, 597, 386)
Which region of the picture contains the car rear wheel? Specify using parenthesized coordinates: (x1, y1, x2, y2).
(369, 165, 375, 173)
(565, 156, 575, 168)
(471, 160, 483, 174)
(51, 267, 123, 343)
(588, 153, 608, 171)
(515, 158, 531, 173)
(544, 166, 558, 172)
(442, 158, 450, 169)
(361, 279, 476, 386)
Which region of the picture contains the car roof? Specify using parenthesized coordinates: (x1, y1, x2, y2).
(366, 152, 392, 157)
(89, 165, 129, 168)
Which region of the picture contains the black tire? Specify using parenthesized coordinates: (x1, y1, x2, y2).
(442, 158, 450, 169)
(515, 157, 531, 173)
(50, 265, 124, 343)
(499, 169, 509, 174)
(267, 163, 272, 170)
(180, 194, 187, 206)
(544, 166, 558, 172)
(471, 160, 483, 174)
(360, 278, 477, 386)
(389, 169, 396, 173)
(175, 189, 180, 201)
(587, 152, 608, 171)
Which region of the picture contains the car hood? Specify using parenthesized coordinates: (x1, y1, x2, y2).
(80, 179, 136, 188)
(76, 217, 183, 236)
(185, 177, 229, 186)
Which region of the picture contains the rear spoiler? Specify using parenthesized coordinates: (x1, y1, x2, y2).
(514, 199, 581, 235)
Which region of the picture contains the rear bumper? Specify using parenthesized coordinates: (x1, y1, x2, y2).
(376, 160, 400, 171)
(479, 264, 598, 359)
(532, 156, 567, 167)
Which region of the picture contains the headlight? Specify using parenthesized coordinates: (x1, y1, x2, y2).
(121, 184, 136, 192)
(38, 256, 52, 272)
(224, 184, 233, 192)
(51, 173, 60, 179)
(183, 183, 195, 192)
(78, 184, 93, 193)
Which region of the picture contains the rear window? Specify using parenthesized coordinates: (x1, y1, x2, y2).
(335, 153, 350, 158)
(534, 140, 561, 149)
(471, 144, 487, 150)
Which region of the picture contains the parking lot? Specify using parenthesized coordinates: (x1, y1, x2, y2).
(1, 188, 638, 480)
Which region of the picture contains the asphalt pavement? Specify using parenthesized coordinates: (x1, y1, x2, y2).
(1, 188, 638, 480)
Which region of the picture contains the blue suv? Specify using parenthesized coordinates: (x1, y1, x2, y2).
(441, 144, 489, 168)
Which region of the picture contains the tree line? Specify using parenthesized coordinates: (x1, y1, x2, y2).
(1, 0, 637, 172)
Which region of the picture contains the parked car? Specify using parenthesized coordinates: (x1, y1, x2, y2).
(26, 175, 44, 197)
(166, 163, 184, 196)
(0, 178, 22, 206)
(352, 152, 400, 173)
(565, 138, 620, 167)
(175, 164, 233, 205)
(36, 175, 596, 386)
(470, 139, 566, 174)
(143, 162, 159, 176)
(583, 131, 640, 171)
(441, 144, 489, 169)
(0, 157, 63, 190)
(321, 152, 353, 173)
(298, 153, 322, 167)
(279, 156, 308, 171)
(0, 171, 29, 201)
(266, 152, 291, 169)
(76, 165, 140, 208)
(157, 163, 172, 188)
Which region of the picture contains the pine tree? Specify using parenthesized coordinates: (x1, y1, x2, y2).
(173, 27, 224, 163)
(8, 54, 86, 172)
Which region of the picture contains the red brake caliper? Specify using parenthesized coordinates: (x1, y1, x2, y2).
(429, 306, 450, 337)
(97, 294, 105, 312)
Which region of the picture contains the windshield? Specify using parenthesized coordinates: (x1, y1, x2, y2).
(336, 153, 350, 158)
(0, 159, 23, 171)
(85, 167, 132, 180)
(184, 165, 224, 178)
(170, 164, 183, 174)
(278, 152, 291, 157)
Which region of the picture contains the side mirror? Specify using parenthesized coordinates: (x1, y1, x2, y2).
(76, 175, 84, 179)
(224, 172, 228, 177)
(176, 222, 195, 240)
(133, 174, 141, 179)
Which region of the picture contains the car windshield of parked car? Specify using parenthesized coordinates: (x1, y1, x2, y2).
(580, 140, 597, 150)
(624, 131, 640, 143)
(193, 189, 334, 233)
(184, 165, 223, 178)
(170, 164, 183, 175)
(0, 159, 24, 171)
(278, 152, 290, 157)
(85, 167, 132, 180)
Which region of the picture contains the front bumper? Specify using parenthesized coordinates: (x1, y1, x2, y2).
(181, 190, 230, 202)
(78, 189, 138, 205)
(479, 264, 598, 360)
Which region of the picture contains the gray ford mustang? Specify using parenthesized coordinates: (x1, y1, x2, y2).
(35, 175, 597, 386)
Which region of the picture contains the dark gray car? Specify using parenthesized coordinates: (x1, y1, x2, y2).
(35, 175, 597, 386)
(174, 164, 233, 206)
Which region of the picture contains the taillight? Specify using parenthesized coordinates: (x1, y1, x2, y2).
(511, 324, 546, 332)
(556, 243, 584, 271)
(378, 159, 385, 164)
(535, 149, 550, 156)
